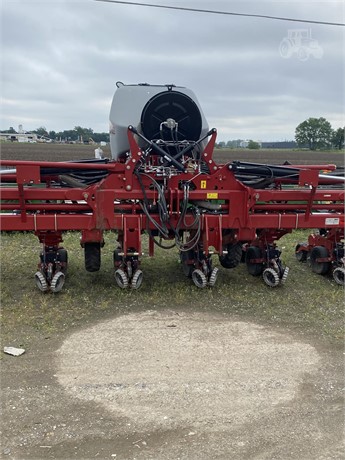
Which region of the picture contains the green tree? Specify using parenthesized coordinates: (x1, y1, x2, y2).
(35, 126, 49, 137)
(295, 117, 333, 150)
(248, 140, 260, 149)
(332, 127, 344, 150)
(74, 126, 94, 142)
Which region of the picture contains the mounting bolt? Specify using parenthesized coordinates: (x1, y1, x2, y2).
(125, 185, 132, 191)
(83, 193, 89, 200)
(126, 165, 131, 170)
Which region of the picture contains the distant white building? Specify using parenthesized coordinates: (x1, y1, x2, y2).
(0, 132, 38, 143)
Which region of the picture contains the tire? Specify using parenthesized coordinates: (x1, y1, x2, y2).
(310, 246, 330, 275)
(115, 269, 128, 289)
(56, 248, 68, 274)
(180, 250, 194, 277)
(333, 267, 345, 286)
(35, 272, 48, 292)
(84, 242, 101, 272)
(51, 271, 65, 293)
(192, 269, 207, 288)
(113, 248, 123, 264)
(219, 243, 242, 269)
(262, 268, 280, 287)
(57, 248, 68, 263)
(208, 267, 219, 287)
(131, 270, 143, 290)
(245, 246, 264, 276)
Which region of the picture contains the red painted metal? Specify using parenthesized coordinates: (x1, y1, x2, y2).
(1, 130, 344, 289)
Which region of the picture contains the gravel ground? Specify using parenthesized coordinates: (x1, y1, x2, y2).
(1, 310, 344, 460)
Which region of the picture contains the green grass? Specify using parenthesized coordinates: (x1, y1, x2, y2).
(0, 230, 344, 347)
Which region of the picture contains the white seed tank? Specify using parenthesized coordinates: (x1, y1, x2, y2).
(109, 82, 209, 160)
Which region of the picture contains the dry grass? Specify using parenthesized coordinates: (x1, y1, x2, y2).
(1, 230, 343, 349)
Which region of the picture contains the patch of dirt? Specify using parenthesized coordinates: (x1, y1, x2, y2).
(1, 310, 344, 459)
(1, 142, 343, 168)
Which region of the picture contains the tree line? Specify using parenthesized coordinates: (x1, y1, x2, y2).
(2, 118, 344, 150)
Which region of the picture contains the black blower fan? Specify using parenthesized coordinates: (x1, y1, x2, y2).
(140, 90, 203, 142)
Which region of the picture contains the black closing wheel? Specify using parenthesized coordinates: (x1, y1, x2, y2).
(141, 91, 202, 141)
(208, 267, 219, 287)
(35, 272, 48, 292)
(131, 270, 143, 290)
(262, 268, 280, 287)
(84, 242, 101, 272)
(115, 269, 128, 289)
(192, 269, 207, 288)
(51, 271, 65, 293)
(310, 246, 330, 275)
(333, 267, 345, 286)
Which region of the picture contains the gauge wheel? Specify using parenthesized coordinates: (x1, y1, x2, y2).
(51, 271, 65, 293)
(192, 269, 207, 288)
(115, 269, 128, 289)
(262, 268, 279, 287)
(35, 271, 48, 292)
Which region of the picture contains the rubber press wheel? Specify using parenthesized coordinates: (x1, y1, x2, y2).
(84, 242, 101, 272)
(56, 248, 68, 274)
(219, 243, 243, 269)
(310, 246, 330, 275)
(245, 246, 264, 276)
(180, 250, 194, 278)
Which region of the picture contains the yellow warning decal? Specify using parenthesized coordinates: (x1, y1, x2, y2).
(201, 180, 207, 189)
(207, 193, 218, 199)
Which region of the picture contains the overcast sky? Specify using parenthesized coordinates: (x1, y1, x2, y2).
(1, 0, 344, 141)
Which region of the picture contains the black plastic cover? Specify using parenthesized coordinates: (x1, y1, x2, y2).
(140, 91, 202, 141)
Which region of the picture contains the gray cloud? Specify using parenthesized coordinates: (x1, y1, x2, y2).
(1, 0, 344, 140)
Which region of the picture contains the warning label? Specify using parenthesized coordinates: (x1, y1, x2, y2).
(207, 193, 218, 199)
